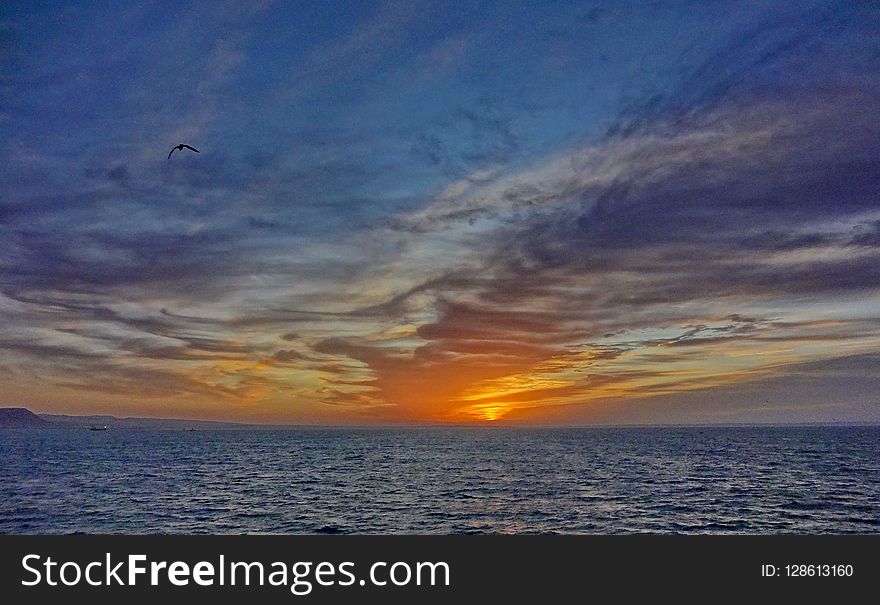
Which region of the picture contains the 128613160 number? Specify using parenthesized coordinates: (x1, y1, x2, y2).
(761, 564, 854, 578)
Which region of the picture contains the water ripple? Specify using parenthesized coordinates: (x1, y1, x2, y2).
(1, 426, 878, 534)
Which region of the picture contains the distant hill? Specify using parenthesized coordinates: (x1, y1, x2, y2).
(0, 408, 50, 428)
(39, 413, 255, 430)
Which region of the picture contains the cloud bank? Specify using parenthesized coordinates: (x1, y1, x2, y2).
(1, 1, 878, 423)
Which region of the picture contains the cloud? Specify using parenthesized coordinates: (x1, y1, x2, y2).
(304, 78, 880, 419)
(1, 1, 879, 423)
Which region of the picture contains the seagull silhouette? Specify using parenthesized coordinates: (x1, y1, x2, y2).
(168, 143, 200, 159)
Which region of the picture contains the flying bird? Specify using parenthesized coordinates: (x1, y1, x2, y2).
(168, 143, 200, 159)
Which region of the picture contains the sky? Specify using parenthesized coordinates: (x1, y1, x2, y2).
(1, 0, 879, 424)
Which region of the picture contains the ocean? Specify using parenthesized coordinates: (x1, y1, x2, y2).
(1, 426, 878, 534)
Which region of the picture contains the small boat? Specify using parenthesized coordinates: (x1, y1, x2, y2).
(88, 425, 108, 431)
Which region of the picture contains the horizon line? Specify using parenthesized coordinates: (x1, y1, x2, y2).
(5, 407, 878, 430)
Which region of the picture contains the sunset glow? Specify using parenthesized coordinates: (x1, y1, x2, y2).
(2, 1, 879, 424)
